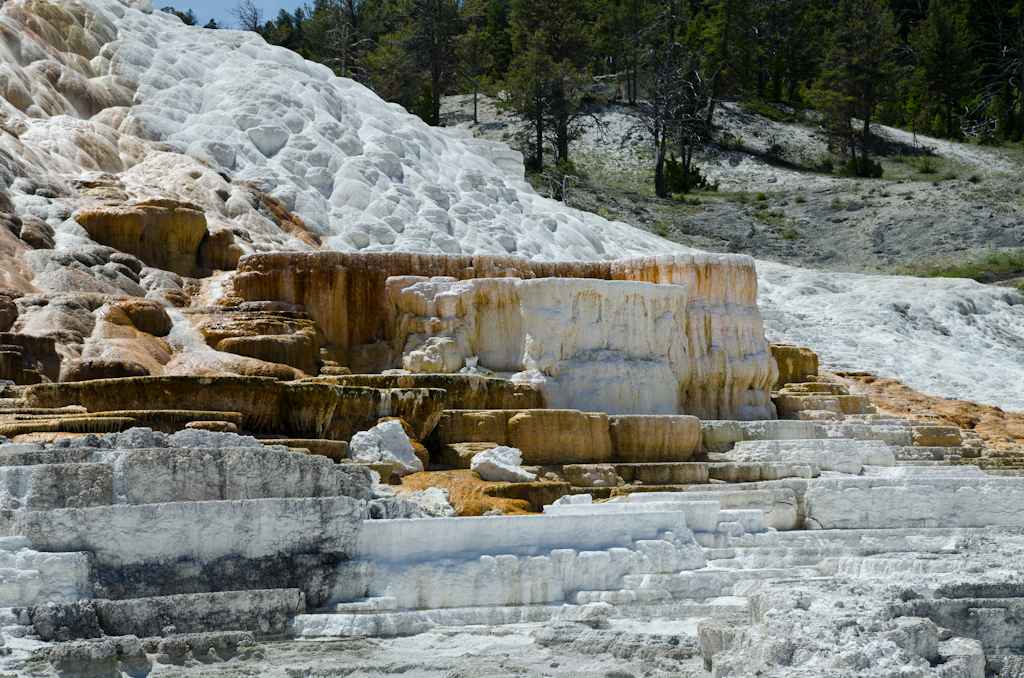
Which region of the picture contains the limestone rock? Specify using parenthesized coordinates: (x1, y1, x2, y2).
(506, 410, 612, 465)
(470, 446, 537, 483)
(197, 226, 243, 272)
(107, 298, 172, 337)
(562, 464, 616, 487)
(405, 487, 456, 517)
(770, 344, 818, 390)
(609, 415, 701, 463)
(911, 425, 962, 447)
(328, 374, 543, 410)
(234, 252, 776, 419)
(436, 442, 498, 469)
(61, 356, 151, 381)
(428, 410, 511, 448)
(74, 200, 209, 278)
(347, 420, 423, 476)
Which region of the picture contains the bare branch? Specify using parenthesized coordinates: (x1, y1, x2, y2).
(228, 0, 263, 32)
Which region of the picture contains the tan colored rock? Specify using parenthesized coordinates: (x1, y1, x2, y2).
(24, 376, 445, 441)
(61, 356, 150, 381)
(562, 464, 617, 487)
(609, 415, 700, 463)
(328, 374, 544, 410)
(506, 410, 612, 465)
(107, 298, 172, 337)
(185, 420, 239, 433)
(771, 344, 819, 390)
(774, 394, 845, 420)
(233, 252, 776, 420)
(613, 462, 709, 485)
(428, 410, 511, 448)
(911, 425, 963, 447)
(436, 442, 498, 469)
(75, 199, 208, 278)
(189, 309, 321, 377)
(270, 439, 349, 462)
(197, 226, 243, 272)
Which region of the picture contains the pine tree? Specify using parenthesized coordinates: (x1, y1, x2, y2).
(812, 0, 900, 161)
(911, 0, 974, 137)
(404, 0, 464, 125)
(502, 35, 553, 170)
(458, 21, 494, 123)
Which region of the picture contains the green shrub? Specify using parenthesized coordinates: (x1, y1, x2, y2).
(781, 229, 802, 240)
(755, 192, 768, 201)
(665, 155, 715, 193)
(841, 156, 883, 178)
(794, 195, 806, 204)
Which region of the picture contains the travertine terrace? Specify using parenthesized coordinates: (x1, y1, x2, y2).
(0, 0, 1023, 675)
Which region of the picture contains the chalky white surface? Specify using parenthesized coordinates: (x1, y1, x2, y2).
(468, 445, 536, 482)
(345, 420, 422, 476)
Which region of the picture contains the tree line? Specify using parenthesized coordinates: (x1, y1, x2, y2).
(167, 0, 1024, 194)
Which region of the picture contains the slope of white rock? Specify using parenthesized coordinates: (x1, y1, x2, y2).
(1, 0, 1023, 413)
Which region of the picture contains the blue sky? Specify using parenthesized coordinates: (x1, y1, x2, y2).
(163, 0, 297, 31)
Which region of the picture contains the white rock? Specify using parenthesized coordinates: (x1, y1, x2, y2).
(470, 446, 536, 482)
(390, 273, 774, 418)
(551, 494, 593, 506)
(406, 488, 456, 517)
(347, 421, 423, 476)
(347, 431, 382, 463)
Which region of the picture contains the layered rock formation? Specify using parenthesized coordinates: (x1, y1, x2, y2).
(233, 251, 777, 420)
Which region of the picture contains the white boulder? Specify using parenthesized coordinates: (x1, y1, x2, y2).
(346, 421, 423, 476)
(470, 446, 537, 483)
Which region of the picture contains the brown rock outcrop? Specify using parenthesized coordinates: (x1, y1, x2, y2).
(233, 252, 776, 420)
(771, 344, 819, 390)
(75, 200, 209, 278)
(189, 309, 320, 376)
(106, 298, 172, 337)
(608, 415, 701, 463)
(23, 376, 446, 441)
(426, 409, 612, 465)
(320, 374, 543, 410)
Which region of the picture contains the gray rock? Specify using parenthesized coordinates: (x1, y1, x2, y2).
(364, 497, 428, 520)
(102, 428, 168, 449)
(336, 465, 373, 502)
(166, 429, 271, 450)
(30, 600, 103, 642)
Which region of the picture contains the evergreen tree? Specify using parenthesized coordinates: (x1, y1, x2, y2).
(161, 6, 199, 24)
(911, 0, 975, 137)
(704, 0, 761, 124)
(812, 0, 900, 161)
(402, 0, 463, 125)
(502, 35, 553, 169)
(458, 17, 494, 122)
(483, 0, 513, 78)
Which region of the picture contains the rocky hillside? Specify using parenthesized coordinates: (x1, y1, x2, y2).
(0, 0, 1021, 410)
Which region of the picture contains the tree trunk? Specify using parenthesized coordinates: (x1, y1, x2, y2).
(707, 0, 732, 127)
(340, 19, 348, 77)
(654, 126, 667, 198)
(861, 82, 872, 160)
(535, 104, 544, 170)
(1017, 57, 1023, 136)
(473, 85, 478, 124)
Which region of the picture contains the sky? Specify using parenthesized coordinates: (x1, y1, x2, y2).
(162, 0, 296, 31)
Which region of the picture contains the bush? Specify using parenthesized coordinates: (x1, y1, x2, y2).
(841, 156, 883, 178)
(665, 155, 715, 194)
